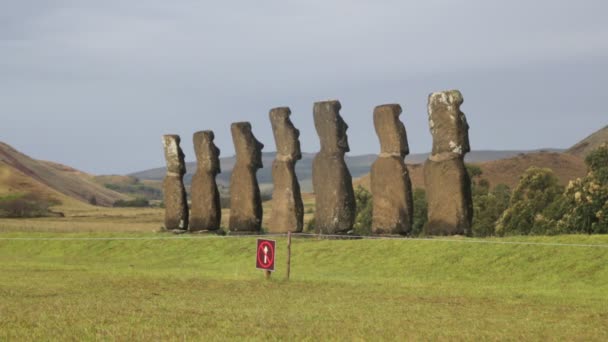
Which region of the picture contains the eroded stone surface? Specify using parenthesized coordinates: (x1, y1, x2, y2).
(424, 158, 473, 235)
(312, 100, 356, 234)
(190, 131, 221, 232)
(229, 122, 264, 233)
(371, 104, 413, 235)
(427, 90, 470, 158)
(269, 107, 304, 233)
(374, 104, 409, 157)
(162, 134, 188, 230)
(424, 90, 473, 235)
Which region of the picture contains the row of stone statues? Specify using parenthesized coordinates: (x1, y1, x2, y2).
(162, 89, 472, 235)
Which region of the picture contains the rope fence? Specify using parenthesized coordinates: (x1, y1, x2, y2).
(1, 232, 607, 248)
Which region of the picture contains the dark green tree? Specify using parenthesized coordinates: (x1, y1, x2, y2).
(496, 167, 563, 236)
(471, 184, 511, 237)
(557, 144, 608, 234)
(411, 188, 428, 236)
(585, 143, 608, 184)
(353, 186, 372, 235)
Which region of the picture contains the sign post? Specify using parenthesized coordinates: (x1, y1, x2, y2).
(256, 238, 276, 279)
(286, 232, 292, 281)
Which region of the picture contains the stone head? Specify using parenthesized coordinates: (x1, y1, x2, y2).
(427, 90, 470, 156)
(313, 100, 350, 154)
(269, 107, 301, 161)
(373, 104, 409, 158)
(193, 130, 221, 175)
(231, 122, 264, 169)
(162, 134, 186, 175)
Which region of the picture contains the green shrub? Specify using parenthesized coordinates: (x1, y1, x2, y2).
(113, 197, 150, 208)
(89, 195, 98, 206)
(411, 188, 427, 236)
(353, 186, 372, 235)
(585, 143, 608, 184)
(496, 167, 563, 236)
(0, 193, 59, 218)
(105, 182, 162, 200)
(465, 164, 483, 179)
(472, 184, 511, 237)
(556, 144, 608, 234)
(305, 217, 316, 233)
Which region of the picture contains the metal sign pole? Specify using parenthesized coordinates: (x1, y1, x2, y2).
(286, 231, 292, 281)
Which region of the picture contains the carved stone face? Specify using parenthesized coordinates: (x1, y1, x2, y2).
(459, 112, 471, 154)
(231, 122, 264, 169)
(162, 134, 186, 175)
(428, 90, 470, 156)
(373, 104, 409, 158)
(269, 107, 301, 160)
(313, 100, 350, 155)
(193, 130, 221, 175)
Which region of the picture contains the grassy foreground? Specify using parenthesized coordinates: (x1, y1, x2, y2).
(1, 232, 607, 340)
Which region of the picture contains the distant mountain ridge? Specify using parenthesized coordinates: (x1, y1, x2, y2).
(130, 149, 564, 193)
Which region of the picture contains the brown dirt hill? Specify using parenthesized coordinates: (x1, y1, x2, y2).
(0, 162, 90, 210)
(354, 152, 587, 191)
(567, 125, 608, 158)
(0, 142, 128, 207)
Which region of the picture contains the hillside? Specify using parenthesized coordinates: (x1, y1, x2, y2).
(131, 149, 556, 193)
(566, 125, 608, 158)
(0, 142, 127, 207)
(0, 162, 89, 211)
(93, 175, 163, 201)
(354, 151, 587, 191)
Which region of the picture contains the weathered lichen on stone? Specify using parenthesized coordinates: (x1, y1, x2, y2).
(427, 90, 470, 159)
(229, 122, 264, 233)
(190, 131, 221, 232)
(370, 104, 413, 235)
(268, 107, 304, 233)
(162, 134, 189, 230)
(424, 90, 473, 235)
(312, 100, 356, 234)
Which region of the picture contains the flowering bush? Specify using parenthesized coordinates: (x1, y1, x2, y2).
(496, 167, 563, 236)
(556, 144, 608, 234)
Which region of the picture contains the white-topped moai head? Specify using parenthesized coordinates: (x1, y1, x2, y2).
(162, 134, 186, 175)
(427, 90, 470, 156)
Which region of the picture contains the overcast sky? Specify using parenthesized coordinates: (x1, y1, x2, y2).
(1, 0, 607, 174)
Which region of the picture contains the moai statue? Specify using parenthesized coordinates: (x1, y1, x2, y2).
(268, 107, 304, 233)
(162, 134, 189, 230)
(312, 100, 356, 234)
(423, 90, 473, 235)
(370, 104, 413, 235)
(190, 131, 222, 232)
(229, 122, 264, 233)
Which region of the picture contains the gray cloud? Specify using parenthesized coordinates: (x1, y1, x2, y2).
(1, 0, 607, 174)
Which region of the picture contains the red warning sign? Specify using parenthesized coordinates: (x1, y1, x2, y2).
(256, 239, 276, 272)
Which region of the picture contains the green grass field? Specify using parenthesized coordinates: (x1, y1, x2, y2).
(1, 232, 607, 340)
